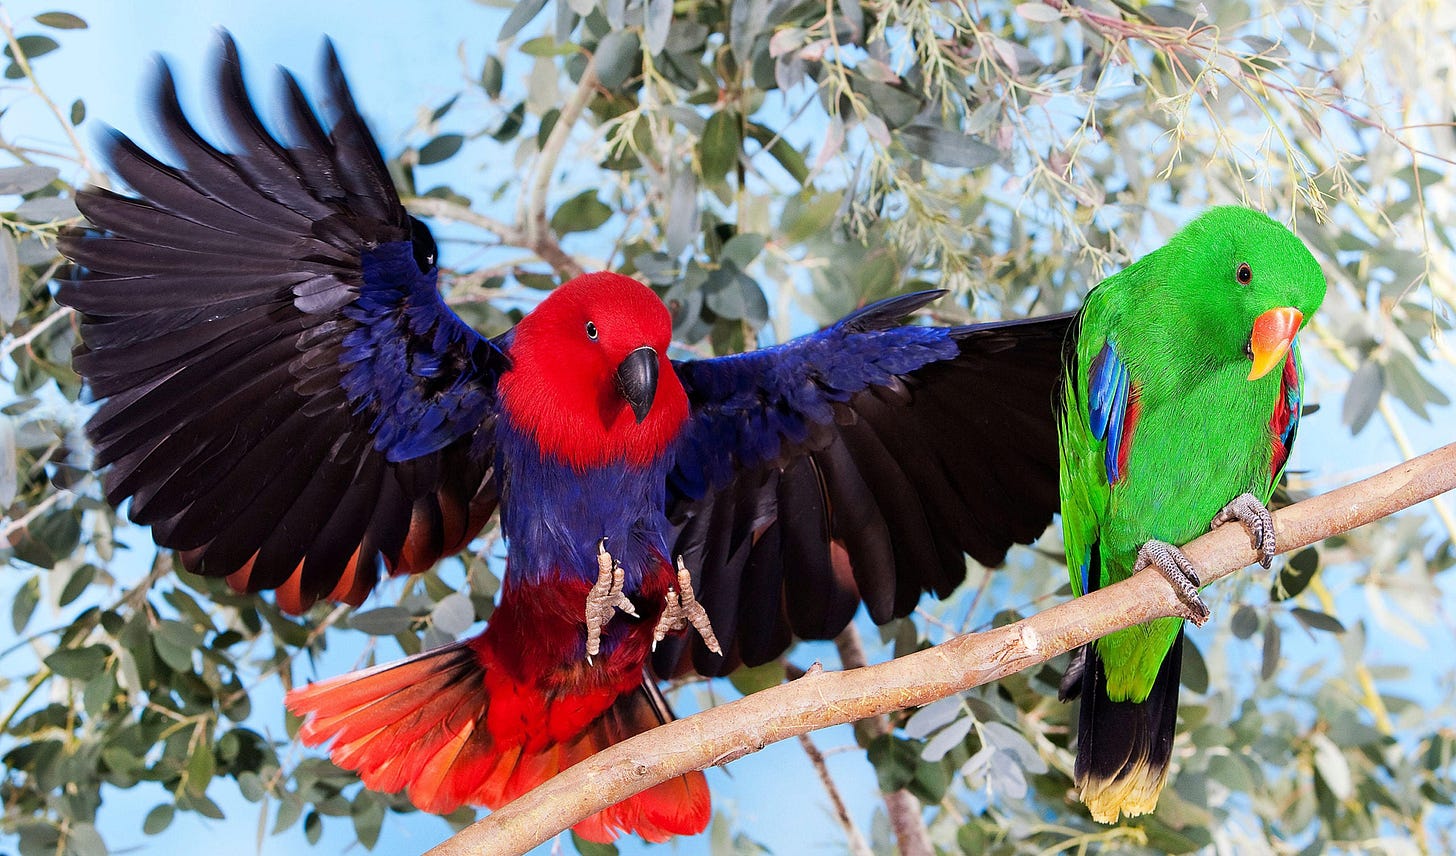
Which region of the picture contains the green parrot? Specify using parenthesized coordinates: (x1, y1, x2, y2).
(1057, 206, 1327, 823)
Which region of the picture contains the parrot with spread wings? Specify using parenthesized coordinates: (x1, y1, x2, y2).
(57, 36, 1073, 842)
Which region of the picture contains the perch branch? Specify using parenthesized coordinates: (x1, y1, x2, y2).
(426, 441, 1456, 856)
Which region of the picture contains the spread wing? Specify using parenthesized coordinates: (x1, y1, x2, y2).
(56, 34, 506, 613)
(657, 294, 1074, 676)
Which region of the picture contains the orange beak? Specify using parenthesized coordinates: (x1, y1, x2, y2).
(1247, 307, 1304, 380)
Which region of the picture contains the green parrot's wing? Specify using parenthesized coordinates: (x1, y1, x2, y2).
(1058, 294, 1136, 597)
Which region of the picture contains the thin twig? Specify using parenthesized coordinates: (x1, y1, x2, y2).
(797, 734, 873, 856)
(834, 625, 933, 856)
(426, 441, 1456, 856)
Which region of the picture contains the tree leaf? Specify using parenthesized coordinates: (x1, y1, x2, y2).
(549, 190, 612, 234)
(898, 125, 1001, 170)
(0, 164, 58, 195)
(12, 574, 38, 633)
(698, 110, 741, 184)
(730, 0, 768, 64)
(1311, 733, 1353, 800)
(65, 823, 107, 856)
(1273, 548, 1319, 601)
(645, 0, 672, 55)
(1231, 604, 1260, 639)
(431, 592, 475, 636)
(1292, 607, 1345, 634)
(44, 645, 108, 680)
(6, 35, 60, 62)
(15, 195, 77, 222)
(69, 98, 84, 125)
(720, 233, 765, 269)
(154, 620, 202, 672)
(1261, 619, 1282, 681)
(595, 30, 639, 91)
(352, 790, 385, 850)
(142, 804, 174, 835)
(498, 0, 548, 42)
(920, 715, 973, 762)
(350, 606, 411, 635)
(1342, 359, 1382, 435)
(570, 832, 619, 856)
(1181, 635, 1209, 693)
(0, 230, 16, 329)
(418, 133, 464, 165)
(480, 55, 504, 99)
(728, 660, 785, 695)
(904, 696, 962, 739)
(35, 12, 87, 29)
(1016, 2, 1064, 22)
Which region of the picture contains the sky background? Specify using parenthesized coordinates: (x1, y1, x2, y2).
(2, 1, 1455, 855)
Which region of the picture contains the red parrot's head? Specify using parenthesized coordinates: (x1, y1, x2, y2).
(499, 272, 689, 469)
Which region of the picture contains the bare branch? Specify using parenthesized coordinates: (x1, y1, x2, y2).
(521, 55, 599, 282)
(797, 734, 874, 856)
(834, 625, 933, 856)
(425, 441, 1456, 856)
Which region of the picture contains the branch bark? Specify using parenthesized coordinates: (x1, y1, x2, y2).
(425, 441, 1456, 856)
(403, 55, 599, 284)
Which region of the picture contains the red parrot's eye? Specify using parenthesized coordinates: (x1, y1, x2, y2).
(585, 321, 598, 340)
(1237, 263, 1252, 284)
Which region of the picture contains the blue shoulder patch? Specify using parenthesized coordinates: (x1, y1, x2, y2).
(1086, 339, 1134, 484)
(340, 241, 505, 462)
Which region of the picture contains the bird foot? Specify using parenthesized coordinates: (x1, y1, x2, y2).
(1133, 540, 1211, 625)
(652, 557, 722, 655)
(1210, 492, 1277, 569)
(584, 538, 638, 663)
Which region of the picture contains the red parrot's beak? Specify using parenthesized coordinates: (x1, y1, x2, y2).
(1247, 307, 1303, 380)
(616, 346, 659, 423)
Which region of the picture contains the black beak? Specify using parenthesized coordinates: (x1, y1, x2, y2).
(615, 346, 658, 423)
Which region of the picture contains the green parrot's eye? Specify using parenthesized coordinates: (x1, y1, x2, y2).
(586, 321, 599, 340)
(1237, 263, 1252, 285)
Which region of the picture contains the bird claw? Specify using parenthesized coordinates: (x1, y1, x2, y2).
(653, 557, 721, 656)
(584, 538, 638, 662)
(1133, 540, 1211, 625)
(1210, 492, 1277, 569)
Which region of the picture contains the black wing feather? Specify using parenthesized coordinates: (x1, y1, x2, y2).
(57, 33, 504, 612)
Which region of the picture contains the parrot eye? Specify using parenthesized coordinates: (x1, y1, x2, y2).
(1236, 263, 1253, 285)
(585, 321, 599, 341)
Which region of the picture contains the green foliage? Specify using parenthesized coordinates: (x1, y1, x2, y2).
(1, 1, 1454, 854)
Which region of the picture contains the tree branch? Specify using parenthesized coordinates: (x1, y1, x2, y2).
(833, 625, 933, 856)
(425, 441, 1456, 856)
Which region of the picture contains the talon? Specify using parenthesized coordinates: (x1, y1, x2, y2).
(584, 538, 638, 660)
(1134, 540, 1212, 625)
(1210, 492, 1277, 569)
(652, 557, 722, 655)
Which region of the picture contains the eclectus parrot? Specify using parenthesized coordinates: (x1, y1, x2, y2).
(57, 35, 1074, 843)
(1056, 206, 1326, 823)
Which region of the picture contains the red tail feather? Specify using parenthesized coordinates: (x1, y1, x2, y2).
(285, 635, 709, 842)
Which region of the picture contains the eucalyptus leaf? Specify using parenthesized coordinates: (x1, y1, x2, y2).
(497, 0, 548, 42)
(898, 126, 1001, 170)
(0, 164, 58, 195)
(431, 592, 475, 635)
(350, 606, 411, 636)
(418, 133, 464, 165)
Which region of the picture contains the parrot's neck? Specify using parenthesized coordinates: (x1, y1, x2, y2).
(495, 417, 676, 593)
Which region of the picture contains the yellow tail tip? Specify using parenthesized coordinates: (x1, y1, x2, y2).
(1079, 760, 1172, 824)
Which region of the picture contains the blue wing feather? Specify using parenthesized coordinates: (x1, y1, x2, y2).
(1086, 340, 1132, 485)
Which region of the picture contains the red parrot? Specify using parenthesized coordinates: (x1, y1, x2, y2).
(57, 35, 1073, 842)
